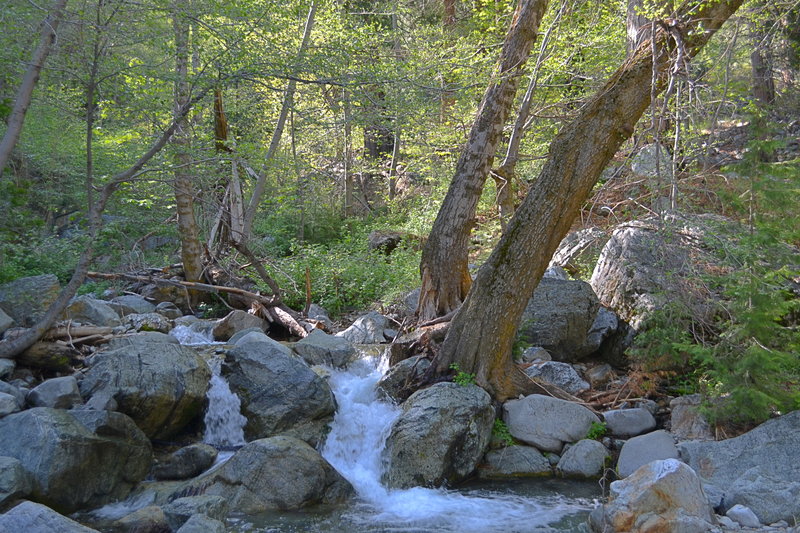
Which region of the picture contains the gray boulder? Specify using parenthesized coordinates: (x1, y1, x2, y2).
(669, 394, 713, 441)
(162, 495, 228, 530)
(213, 310, 267, 341)
(589, 459, 716, 533)
(0, 408, 152, 512)
(108, 295, 156, 316)
(726, 504, 761, 528)
(0, 392, 20, 417)
(152, 443, 218, 481)
(62, 296, 120, 326)
(383, 383, 494, 488)
(603, 408, 656, 438)
(26, 376, 83, 409)
(224, 341, 335, 445)
(0, 308, 13, 335)
(678, 410, 800, 525)
(155, 301, 182, 320)
(617, 430, 679, 478)
(516, 278, 600, 362)
(293, 329, 357, 368)
(79, 344, 210, 439)
(190, 436, 353, 512)
(123, 312, 172, 333)
(478, 445, 551, 479)
(585, 364, 616, 389)
(630, 143, 673, 180)
(549, 227, 609, 277)
(376, 355, 431, 403)
(0, 274, 60, 327)
(0, 457, 32, 507)
(105, 331, 179, 350)
(0, 359, 14, 380)
(0, 501, 100, 532)
(523, 361, 589, 395)
(0, 382, 24, 409)
(336, 311, 388, 344)
(582, 306, 619, 354)
(520, 346, 551, 363)
(176, 514, 226, 533)
(114, 505, 170, 533)
(503, 394, 600, 453)
(307, 304, 333, 329)
(557, 439, 610, 478)
(229, 327, 267, 345)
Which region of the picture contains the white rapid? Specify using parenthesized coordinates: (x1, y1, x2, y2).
(171, 324, 246, 448)
(321, 354, 595, 533)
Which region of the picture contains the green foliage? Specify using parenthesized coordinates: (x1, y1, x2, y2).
(449, 363, 477, 386)
(585, 421, 608, 441)
(492, 419, 514, 447)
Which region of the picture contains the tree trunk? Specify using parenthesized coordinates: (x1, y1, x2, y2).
(751, 21, 775, 105)
(0, 0, 69, 173)
(172, 4, 205, 301)
(417, 0, 550, 322)
(435, 0, 744, 401)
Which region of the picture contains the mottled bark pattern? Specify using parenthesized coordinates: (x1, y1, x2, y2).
(436, 0, 744, 401)
(418, 0, 549, 322)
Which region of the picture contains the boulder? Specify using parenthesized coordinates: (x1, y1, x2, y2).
(336, 311, 389, 344)
(585, 364, 615, 389)
(617, 430, 679, 478)
(0, 501, 100, 532)
(0, 392, 20, 417)
(603, 408, 656, 438)
(140, 282, 189, 313)
(630, 143, 673, 180)
(726, 504, 761, 528)
(516, 278, 600, 362)
(589, 459, 716, 533)
(223, 341, 335, 445)
(0, 274, 60, 327)
(293, 329, 357, 368)
(669, 394, 713, 441)
(383, 383, 494, 488)
(155, 301, 182, 320)
(26, 376, 83, 409)
(581, 306, 619, 355)
(0, 408, 152, 512)
(503, 394, 600, 453)
(212, 310, 267, 341)
(62, 296, 120, 326)
(523, 361, 589, 395)
(0, 457, 32, 507)
(557, 439, 610, 478)
(519, 346, 551, 363)
(376, 355, 431, 403)
(108, 295, 156, 316)
(368, 230, 405, 254)
(105, 331, 180, 350)
(0, 382, 24, 409)
(176, 514, 226, 533)
(189, 436, 353, 512)
(123, 312, 172, 333)
(478, 445, 551, 479)
(229, 328, 267, 345)
(151, 443, 218, 481)
(307, 304, 333, 329)
(114, 505, 170, 533)
(162, 495, 228, 530)
(0, 359, 14, 380)
(548, 227, 609, 277)
(0, 308, 14, 335)
(79, 344, 211, 439)
(590, 216, 725, 330)
(678, 410, 800, 525)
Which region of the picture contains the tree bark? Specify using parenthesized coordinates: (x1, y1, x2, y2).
(417, 0, 550, 322)
(0, 0, 69, 173)
(435, 0, 744, 401)
(172, 3, 205, 303)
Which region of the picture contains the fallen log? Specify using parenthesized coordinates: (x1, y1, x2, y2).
(44, 325, 114, 340)
(87, 271, 280, 307)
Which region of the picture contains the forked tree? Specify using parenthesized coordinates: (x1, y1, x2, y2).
(433, 0, 744, 401)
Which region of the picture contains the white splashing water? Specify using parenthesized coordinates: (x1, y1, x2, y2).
(321, 354, 593, 533)
(171, 324, 247, 448)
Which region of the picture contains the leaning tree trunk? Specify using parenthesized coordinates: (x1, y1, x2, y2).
(0, 0, 69, 172)
(435, 0, 744, 401)
(417, 0, 550, 323)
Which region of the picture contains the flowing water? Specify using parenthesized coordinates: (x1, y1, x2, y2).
(229, 353, 599, 533)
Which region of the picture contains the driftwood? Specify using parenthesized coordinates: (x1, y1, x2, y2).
(87, 271, 280, 306)
(44, 325, 114, 340)
(19, 342, 80, 372)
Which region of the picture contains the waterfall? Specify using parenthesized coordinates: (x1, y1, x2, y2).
(171, 324, 247, 448)
(321, 354, 595, 532)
